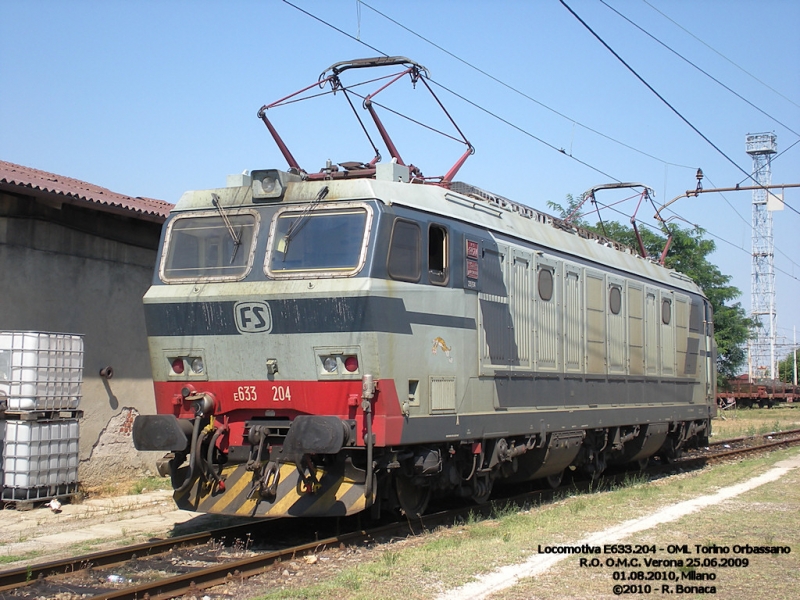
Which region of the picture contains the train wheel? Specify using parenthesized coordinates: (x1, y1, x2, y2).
(395, 474, 430, 517)
(584, 452, 607, 482)
(546, 470, 563, 489)
(659, 439, 682, 464)
(471, 475, 494, 504)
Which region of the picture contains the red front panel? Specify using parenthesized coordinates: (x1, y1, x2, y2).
(152, 378, 405, 447)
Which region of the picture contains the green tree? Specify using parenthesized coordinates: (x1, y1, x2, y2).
(777, 349, 798, 384)
(548, 195, 754, 384)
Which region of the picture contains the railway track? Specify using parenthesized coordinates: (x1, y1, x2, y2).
(683, 427, 800, 465)
(0, 520, 265, 590)
(2, 430, 799, 600)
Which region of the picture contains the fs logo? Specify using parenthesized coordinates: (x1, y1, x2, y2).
(234, 301, 272, 333)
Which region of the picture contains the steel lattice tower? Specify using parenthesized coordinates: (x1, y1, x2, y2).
(746, 132, 778, 380)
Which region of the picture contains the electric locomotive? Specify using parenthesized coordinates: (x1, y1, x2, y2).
(133, 58, 716, 518)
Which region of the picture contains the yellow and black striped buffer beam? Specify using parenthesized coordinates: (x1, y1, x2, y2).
(174, 463, 370, 518)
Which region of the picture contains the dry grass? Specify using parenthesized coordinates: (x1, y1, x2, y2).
(712, 407, 800, 440)
(234, 449, 800, 600)
(80, 475, 173, 499)
(498, 454, 800, 600)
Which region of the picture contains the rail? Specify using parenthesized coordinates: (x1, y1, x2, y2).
(1, 430, 798, 600)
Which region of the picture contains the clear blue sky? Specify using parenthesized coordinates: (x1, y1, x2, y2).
(2, 0, 798, 362)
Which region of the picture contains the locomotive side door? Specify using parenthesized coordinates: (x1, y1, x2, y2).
(478, 241, 512, 373)
(644, 288, 659, 376)
(534, 256, 560, 373)
(606, 276, 627, 375)
(564, 264, 585, 374)
(510, 247, 532, 371)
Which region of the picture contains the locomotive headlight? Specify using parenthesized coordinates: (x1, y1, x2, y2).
(261, 176, 277, 194)
(191, 357, 205, 375)
(252, 175, 281, 198)
(322, 357, 338, 373)
(251, 169, 301, 200)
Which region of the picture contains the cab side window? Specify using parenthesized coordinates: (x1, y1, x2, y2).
(387, 219, 421, 282)
(428, 224, 448, 285)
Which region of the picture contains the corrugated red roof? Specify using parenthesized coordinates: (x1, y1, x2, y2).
(0, 160, 173, 221)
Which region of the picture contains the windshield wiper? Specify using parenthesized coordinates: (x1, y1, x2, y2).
(279, 185, 329, 260)
(211, 193, 242, 264)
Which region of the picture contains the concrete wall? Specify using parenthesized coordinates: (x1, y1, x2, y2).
(0, 191, 165, 485)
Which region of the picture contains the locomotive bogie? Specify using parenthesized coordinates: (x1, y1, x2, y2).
(134, 168, 716, 518)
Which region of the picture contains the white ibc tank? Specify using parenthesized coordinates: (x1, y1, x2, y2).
(0, 331, 84, 411)
(2, 419, 80, 489)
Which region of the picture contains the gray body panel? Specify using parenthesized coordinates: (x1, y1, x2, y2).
(144, 175, 715, 448)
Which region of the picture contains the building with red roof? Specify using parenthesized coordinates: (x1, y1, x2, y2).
(1, 160, 173, 485)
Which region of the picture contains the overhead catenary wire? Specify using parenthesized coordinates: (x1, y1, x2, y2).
(357, 0, 800, 220)
(344, 88, 471, 146)
(280, 0, 621, 182)
(661, 206, 800, 283)
(282, 0, 386, 57)
(640, 0, 800, 111)
(734, 136, 800, 192)
(288, 0, 797, 219)
(599, 0, 800, 138)
(560, 0, 800, 219)
(568, 184, 800, 280)
(351, 0, 800, 272)
(356, 0, 696, 171)
(592, 198, 800, 284)
(708, 177, 800, 267)
(361, 0, 800, 220)
(281, 0, 799, 286)
(702, 175, 800, 271)
(427, 78, 621, 182)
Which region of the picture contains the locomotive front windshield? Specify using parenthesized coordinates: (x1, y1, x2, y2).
(267, 206, 370, 276)
(161, 212, 257, 281)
